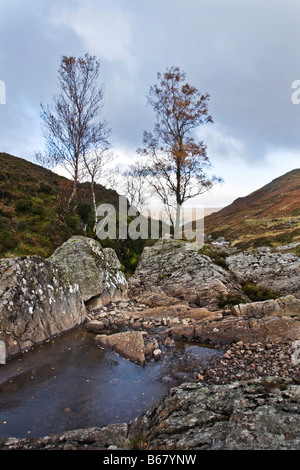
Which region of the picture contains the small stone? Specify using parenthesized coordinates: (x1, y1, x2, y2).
(63, 443, 77, 451)
(85, 320, 105, 332)
(164, 337, 175, 348)
(118, 302, 129, 308)
(153, 349, 162, 361)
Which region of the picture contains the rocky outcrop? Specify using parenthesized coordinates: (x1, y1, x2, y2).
(232, 295, 300, 318)
(193, 315, 299, 344)
(0, 236, 128, 360)
(0, 256, 85, 360)
(0, 423, 130, 450)
(1, 238, 299, 450)
(128, 377, 300, 450)
(1, 377, 299, 450)
(226, 247, 300, 298)
(49, 235, 128, 308)
(169, 295, 300, 344)
(127, 240, 300, 344)
(134, 286, 189, 308)
(128, 240, 247, 311)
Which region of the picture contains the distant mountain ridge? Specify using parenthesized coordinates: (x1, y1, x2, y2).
(1, 152, 299, 264)
(204, 169, 300, 249)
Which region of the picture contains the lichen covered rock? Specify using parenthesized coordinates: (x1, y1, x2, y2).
(0, 236, 128, 360)
(0, 256, 85, 359)
(128, 377, 300, 450)
(129, 239, 247, 311)
(49, 235, 128, 307)
(226, 247, 300, 298)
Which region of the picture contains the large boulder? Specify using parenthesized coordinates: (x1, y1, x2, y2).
(128, 239, 247, 311)
(49, 236, 128, 308)
(0, 236, 128, 360)
(95, 331, 146, 366)
(128, 377, 300, 450)
(0, 256, 86, 360)
(226, 247, 300, 298)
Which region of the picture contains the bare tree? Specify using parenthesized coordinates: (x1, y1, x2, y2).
(82, 147, 114, 232)
(121, 161, 151, 211)
(36, 54, 110, 208)
(137, 66, 222, 236)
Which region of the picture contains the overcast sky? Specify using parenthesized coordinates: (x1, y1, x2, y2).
(0, 0, 300, 207)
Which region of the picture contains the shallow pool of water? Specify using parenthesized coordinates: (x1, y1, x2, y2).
(0, 329, 222, 439)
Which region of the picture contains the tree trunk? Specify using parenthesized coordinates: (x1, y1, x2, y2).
(91, 180, 98, 232)
(174, 203, 182, 239)
(68, 179, 77, 209)
(67, 157, 79, 209)
(174, 160, 182, 239)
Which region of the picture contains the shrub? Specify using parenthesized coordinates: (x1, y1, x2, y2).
(77, 202, 93, 225)
(39, 182, 54, 194)
(292, 245, 300, 257)
(252, 237, 273, 248)
(198, 244, 228, 269)
(31, 204, 45, 216)
(241, 281, 279, 302)
(15, 199, 33, 213)
(0, 230, 19, 251)
(272, 228, 300, 245)
(64, 212, 82, 232)
(217, 293, 246, 308)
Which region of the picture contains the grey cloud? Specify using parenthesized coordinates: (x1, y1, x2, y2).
(0, 0, 85, 159)
(0, 0, 300, 172)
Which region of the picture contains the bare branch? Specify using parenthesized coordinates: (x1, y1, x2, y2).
(38, 54, 111, 209)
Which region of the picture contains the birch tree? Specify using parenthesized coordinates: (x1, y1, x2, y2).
(37, 54, 110, 208)
(137, 66, 222, 236)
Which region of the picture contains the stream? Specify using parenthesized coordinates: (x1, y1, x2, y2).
(0, 328, 223, 439)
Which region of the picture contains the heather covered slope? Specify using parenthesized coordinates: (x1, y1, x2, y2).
(204, 169, 300, 249)
(0, 152, 145, 273)
(0, 152, 118, 257)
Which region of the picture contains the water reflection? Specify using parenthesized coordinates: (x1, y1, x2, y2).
(0, 329, 222, 439)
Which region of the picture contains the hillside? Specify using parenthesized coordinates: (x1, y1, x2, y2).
(204, 169, 300, 249)
(0, 152, 146, 274)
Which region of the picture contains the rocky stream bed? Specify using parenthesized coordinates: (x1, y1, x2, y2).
(0, 298, 299, 451)
(0, 237, 299, 450)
